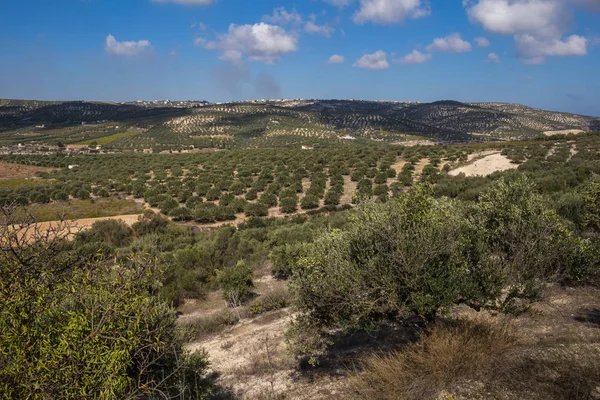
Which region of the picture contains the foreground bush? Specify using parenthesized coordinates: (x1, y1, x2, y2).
(288, 178, 596, 363)
(347, 318, 517, 400)
(0, 213, 210, 399)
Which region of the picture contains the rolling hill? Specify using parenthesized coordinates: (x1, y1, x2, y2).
(0, 98, 598, 148)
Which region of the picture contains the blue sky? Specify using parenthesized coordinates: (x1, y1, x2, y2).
(0, 0, 598, 116)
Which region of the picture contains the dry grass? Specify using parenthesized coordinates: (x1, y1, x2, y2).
(0, 161, 54, 180)
(180, 309, 243, 342)
(347, 316, 517, 400)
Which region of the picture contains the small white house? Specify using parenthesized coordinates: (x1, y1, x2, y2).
(68, 164, 79, 170)
(301, 145, 313, 150)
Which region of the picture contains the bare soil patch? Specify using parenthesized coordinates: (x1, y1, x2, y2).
(449, 153, 518, 177)
(0, 162, 54, 180)
(543, 129, 584, 136)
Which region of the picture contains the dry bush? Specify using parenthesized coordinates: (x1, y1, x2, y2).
(181, 309, 241, 342)
(347, 317, 517, 400)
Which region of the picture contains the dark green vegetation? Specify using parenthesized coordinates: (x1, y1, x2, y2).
(2, 99, 599, 149)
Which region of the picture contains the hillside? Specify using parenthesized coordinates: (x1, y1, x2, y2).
(0, 99, 598, 149)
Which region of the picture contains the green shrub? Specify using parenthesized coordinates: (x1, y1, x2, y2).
(245, 189, 258, 201)
(279, 196, 298, 214)
(245, 202, 269, 217)
(169, 206, 192, 221)
(248, 290, 289, 316)
(216, 260, 254, 306)
(270, 242, 308, 279)
(288, 178, 594, 363)
(301, 195, 320, 210)
(76, 219, 134, 247)
(0, 235, 210, 399)
(181, 309, 240, 342)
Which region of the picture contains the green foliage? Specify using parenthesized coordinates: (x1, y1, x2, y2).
(270, 242, 308, 279)
(245, 202, 269, 217)
(76, 219, 134, 247)
(0, 225, 210, 399)
(280, 196, 298, 214)
(248, 290, 289, 316)
(288, 178, 598, 363)
(300, 194, 320, 210)
(583, 174, 600, 232)
(216, 260, 254, 306)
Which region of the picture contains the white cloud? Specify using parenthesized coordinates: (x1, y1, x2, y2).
(304, 14, 335, 37)
(465, 0, 588, 63)
(426, 33, 472, 53)
(200, 23, 297, 64)
(328, 54, 345, 64)
(485, 52, 501, 63)
(151, 0, 214, 5)
(353, 50, 389, 70)
(399, 49, 431, 64)
(515, 33, 587, 58)
(475, 36, 491, 48)
(353, 0, 431, 24)
(466, 0, 568, 37)
(105, 35, 153, 56)
(323, 0, 354, 6)
(263, 7, 302, 27)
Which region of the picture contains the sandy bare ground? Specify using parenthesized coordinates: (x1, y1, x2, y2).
(184, 284, 600, 400)
(0, 162, 54, 180)
(449, 153, 518, 177)
(543, 129, 584, 136)
(186, 307, 346, 399)
(11, 214, 142, 243)
(340, 175, 358, 205)
(413, 158, 431, 178)
(390, 158, 407, 175)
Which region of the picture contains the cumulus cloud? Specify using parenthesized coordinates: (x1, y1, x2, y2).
(105, 35, 153, 56)
(353, 50, 389, 70)
(464, 0, 588, 63)
(353, 0, 431, 24)
(304, 14, 335, 37)
(200, 23, 298, 64)
(426, 33, 472, 53)
(485, 52, 501, 63)
(151, 0, 214, 5)
(475, 36, 491, 48)
(263, 7, 302, 27)
(467, 0, 569, 37)
(515, 33, 587, 58)
(399, 49, 431, 64)
(328, 54, 345, 64)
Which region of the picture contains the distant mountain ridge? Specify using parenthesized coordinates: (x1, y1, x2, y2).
(0, 98, 598, 147)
